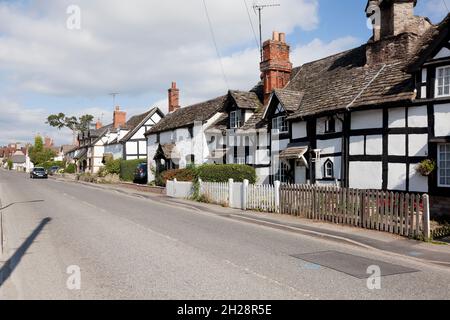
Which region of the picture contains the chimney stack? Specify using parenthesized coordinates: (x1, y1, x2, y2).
(168, 82, 180, 113)
(260, 31, 292, 105)
(113, 106, 126, 129)
(95, 119, 103, 129)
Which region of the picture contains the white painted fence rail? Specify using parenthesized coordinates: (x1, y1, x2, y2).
(166, 179, 280, 212)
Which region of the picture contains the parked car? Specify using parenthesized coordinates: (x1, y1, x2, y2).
(49, 166, 60, 175)
(134, 163, 148, 184)
(30, 167, 48, 179)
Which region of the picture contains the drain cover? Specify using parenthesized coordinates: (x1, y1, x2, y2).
(292, 251, 419, 279)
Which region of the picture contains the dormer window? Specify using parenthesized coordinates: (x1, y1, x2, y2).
(230, 110, 242, 129)
(436, 66, 450, 97)
(272, 115, 288, 133)
(325, 117, 336, 133)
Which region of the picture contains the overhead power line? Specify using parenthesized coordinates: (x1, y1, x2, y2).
(243, 0, 260, 52)
(443, 0, 450, 13)
(202, 0, 229, 90)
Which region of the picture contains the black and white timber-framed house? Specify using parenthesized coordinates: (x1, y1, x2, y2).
(261, 0, 450, 218)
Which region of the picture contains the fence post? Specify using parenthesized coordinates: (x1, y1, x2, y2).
(423, 194, 431, 240)
(173, 178, 177, 198)
(242, 179, 249, 211)
(228, 178, 234, 208)
(198, 178, 202, 198)
(274, 180, 281, 213)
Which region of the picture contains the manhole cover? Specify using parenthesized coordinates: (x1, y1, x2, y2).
(292, 251, 419, 279)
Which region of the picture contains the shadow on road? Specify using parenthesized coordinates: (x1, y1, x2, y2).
(0, 200, 45, 211)
(0, 218, 52, 287)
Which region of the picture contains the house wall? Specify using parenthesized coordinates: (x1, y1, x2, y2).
(124, 112, 162, 160)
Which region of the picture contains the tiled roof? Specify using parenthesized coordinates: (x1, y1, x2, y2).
(229, 90, 263, 110)
(407, 13, 450, 72)
(146, 95, 227, 135)
(273, 89, 304, 113)
(286, 43, 416, 120)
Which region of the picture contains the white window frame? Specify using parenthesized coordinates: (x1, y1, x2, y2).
(435, 66, 450, 98)
(272, 115, 288, 133)
(275, 161, 290, 183)
(438, 143, 450, 187)
(324, 159, 334, 179)
(230, 110, 242, 129)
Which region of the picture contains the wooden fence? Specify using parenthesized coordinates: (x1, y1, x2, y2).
(280, 184, 429, 238)
(247, 183, 277, 213)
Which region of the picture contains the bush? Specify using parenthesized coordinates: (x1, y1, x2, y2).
(120, 158, 147, 182)
(162, 168, 197, 184)
(65, 163, 76, 174)
(197, 164, 256, 184)
(7, 159, 13, 170)
(105, 159, 121, 175)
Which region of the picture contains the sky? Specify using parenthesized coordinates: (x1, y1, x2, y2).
(0, 0, 448, 146)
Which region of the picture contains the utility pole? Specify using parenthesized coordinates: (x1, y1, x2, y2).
(253, 2, 280, 62)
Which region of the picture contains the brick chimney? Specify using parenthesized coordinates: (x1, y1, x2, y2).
(365, 0, 431, 65)
(113, 106, 126, 129)
(260, 31, 292, 105)
(95, 119, 103, 129)
(366, 0, 431, 42)
(168, 82, 180, 113)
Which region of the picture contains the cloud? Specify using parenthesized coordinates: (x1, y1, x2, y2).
(291, 36, 360, 66)
(0, 0, 318, 99)
(0, 0, 362, 146)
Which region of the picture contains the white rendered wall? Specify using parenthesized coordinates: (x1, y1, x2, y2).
(408, 134, 428, 157)
(351, 109, 383, 130)
(409, 163, 428, 193)
(349, 161, 383, 189)
(388, 135, 406, 156)
(408, 106, 428, 127)
(435, 103, 450, 137)
(387, 163, 407, 191)
(292, 121, 307, 139)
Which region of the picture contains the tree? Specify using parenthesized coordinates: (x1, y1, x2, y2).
(46, 113, 94, 143)
(29, 135, 56, 165)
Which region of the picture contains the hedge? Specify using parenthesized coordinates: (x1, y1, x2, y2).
(197, 164, 256, 184)
(120, 159, 147, 182)
(161, 168, 197, 185)
(105, 159, 121, 175)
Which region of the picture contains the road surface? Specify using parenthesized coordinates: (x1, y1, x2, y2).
(0, 169, 449, 299)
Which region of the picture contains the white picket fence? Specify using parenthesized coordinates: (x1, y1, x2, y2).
(166, 179, 280, 213)
(201, 181, 229, 206)
(247, 184, 277, 212)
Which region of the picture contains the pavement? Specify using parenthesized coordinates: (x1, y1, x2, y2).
(1, 169, 450, 299)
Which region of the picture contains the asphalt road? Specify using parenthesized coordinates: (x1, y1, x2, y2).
(0, 169, 449, 299)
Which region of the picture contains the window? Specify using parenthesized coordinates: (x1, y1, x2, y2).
(438, 144, 450, 187)
(436, 66, 450, 97)
(230, 110, 242, 129)
(275, 162, 290, 183)
(324, 159, 334, 179)
(272, 116, 288, 133)
(325, 117, 336, 133)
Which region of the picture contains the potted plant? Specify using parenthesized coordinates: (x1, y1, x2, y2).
(416, 159, 436, 177)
